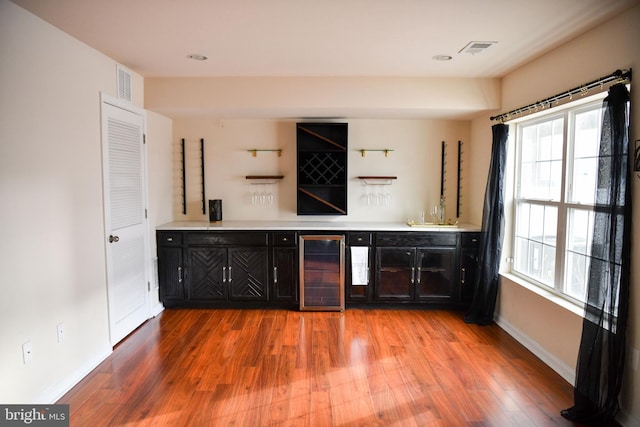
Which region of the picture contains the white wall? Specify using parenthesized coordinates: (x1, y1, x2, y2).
(146, 111, 174, 313)
(469, 4, 640, 425)
(172, 118, 471, 224)
(0, 0, 169, 403)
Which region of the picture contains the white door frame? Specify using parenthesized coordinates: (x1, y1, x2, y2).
(100, 92, 152, 345)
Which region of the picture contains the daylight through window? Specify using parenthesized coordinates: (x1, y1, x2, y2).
(511, 95, 607, 304)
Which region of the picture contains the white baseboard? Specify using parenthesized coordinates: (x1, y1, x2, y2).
(39, 345, 113, 404)
(494, 314, 576, 385)
(151, 303, 164, 317)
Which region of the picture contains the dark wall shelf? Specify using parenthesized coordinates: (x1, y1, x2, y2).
(297, 123, 348, 215)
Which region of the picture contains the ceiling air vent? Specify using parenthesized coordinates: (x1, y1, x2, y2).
(459, 41, 497, 55)
(117, 65, 132, 102)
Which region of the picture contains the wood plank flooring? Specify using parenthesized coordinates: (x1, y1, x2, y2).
(58, 308, 588, 426)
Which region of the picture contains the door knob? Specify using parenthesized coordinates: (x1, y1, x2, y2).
(109, 235, 120, 243)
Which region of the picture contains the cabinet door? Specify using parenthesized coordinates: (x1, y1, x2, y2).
(272, 247, 298, 303)
(415, 248, 455, 301)
(460, 247, 479, 303)
(157, 246, 184, 303)
(346, 244, 372, 302)
(228, 247, 269, 301)
(375, 248, 414, 301)
(187, 247, 227, 300)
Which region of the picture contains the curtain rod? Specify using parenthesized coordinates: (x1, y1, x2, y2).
(490, 68, 632, 123)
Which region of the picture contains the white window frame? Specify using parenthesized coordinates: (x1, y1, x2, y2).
(509, 91, 609, 306)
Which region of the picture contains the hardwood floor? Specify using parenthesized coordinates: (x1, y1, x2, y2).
(58, 308, 587, 426)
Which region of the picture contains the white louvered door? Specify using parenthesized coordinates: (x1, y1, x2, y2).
(101, 98, 150, 345)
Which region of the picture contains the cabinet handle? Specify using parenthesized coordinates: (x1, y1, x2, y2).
(461, 267, 466, 285)
(273, 267, 278, 284)
(108, 235, 119, 243)
(416, 269, 421, 284)
(228, 266, 232, 283)
(222, 266, 227, 282)
(282, 237, 288, 242)
(178, 266, 183, 283)
(410, 267, 415, 284)
(166, 237, 173, 242)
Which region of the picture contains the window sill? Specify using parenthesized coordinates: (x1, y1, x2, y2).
(500, 272, 585, 318)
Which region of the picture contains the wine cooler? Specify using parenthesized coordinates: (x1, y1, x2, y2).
(299, 235, 345, 311)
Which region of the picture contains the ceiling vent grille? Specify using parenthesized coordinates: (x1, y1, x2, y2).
(117, 65, 132, 102)
(459, 41, 497, 55)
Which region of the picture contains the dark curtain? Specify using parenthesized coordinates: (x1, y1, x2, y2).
(561, 83, 631, 425)
(464, 123, 508, 326)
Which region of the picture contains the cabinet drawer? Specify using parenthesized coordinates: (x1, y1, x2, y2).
(375, 232, 457, 247)
(271, 232, 297, 246)
(187, 232, 268, 246)
(461, 232, 481, 246)
(157, 232, 183, 246)
(348, 232, 372, 246)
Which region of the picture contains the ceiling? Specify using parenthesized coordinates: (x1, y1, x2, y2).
(10, 0, 639, 79)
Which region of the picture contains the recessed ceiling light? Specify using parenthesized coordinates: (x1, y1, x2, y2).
(187, 54, 208, 61)
(432, 55, 452, 61)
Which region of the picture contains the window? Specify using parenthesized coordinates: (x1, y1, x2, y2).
(512, 96, 605, 304)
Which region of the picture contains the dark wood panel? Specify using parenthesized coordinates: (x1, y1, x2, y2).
(157, 231, 183, 246)
(186, 232, 268, 246)
(375, 231, 457, 247)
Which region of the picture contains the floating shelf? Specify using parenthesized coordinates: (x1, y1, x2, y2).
(246, 175, 284, 184)
(359, 149, 394, 157)
(248, 149, 282, 157)
(357, 176, 397, 185)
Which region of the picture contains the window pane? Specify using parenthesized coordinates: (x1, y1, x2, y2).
(565, 252, 589, 301)
(567, 208, 593, 254)
(543, 205, 558, 246)
(519, 117, 564, 201)
(574, 108, 602, 158)
(541, 244, 556, 285)
(515, 202, 530, 238)
(564, 208, 594, 303)
(569, 107, 602, 204)
(513, 203, 557, 286)
(529, 204, 544, 242)
(571, 157, 597, 205)
(514, 236, 530, 274)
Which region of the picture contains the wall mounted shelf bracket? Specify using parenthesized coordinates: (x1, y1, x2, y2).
(248, 149, 282, 157)
(359, 149, 394, 157)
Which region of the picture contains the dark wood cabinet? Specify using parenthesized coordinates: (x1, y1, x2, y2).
(345, 232, 373, 303)
(228, 247, 269, 300)
(296, 123, 348, 215)
(158, 239, 185, 301)
(157, 232, 184, 303)
(187, 246, 226, 300)
(157, 231, 268, 307)
(186, 246, 269, 302)
(157, 228, 478, 309)
(374, 232, 457, 304)
(414, 248, 456, 301)
(459, 232, 480, 303)
(270, 232, 298, 305)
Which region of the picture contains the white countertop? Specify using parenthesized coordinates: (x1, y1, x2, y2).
(156, 220, 481, 232)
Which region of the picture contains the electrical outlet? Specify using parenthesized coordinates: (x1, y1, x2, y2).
(22, 341, 33, 364)
(57, 323, 64, 343)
